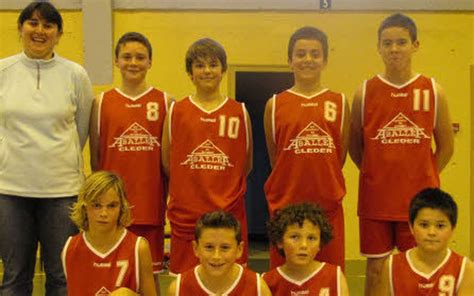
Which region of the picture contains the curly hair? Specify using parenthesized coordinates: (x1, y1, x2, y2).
(268, 202, 333, 257)
(70, 171, 132, 231)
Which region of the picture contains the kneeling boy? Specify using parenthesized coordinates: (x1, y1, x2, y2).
(167, 211, 271, 295)
(378, 188, 474, 295)
(263, 203, 349, 295)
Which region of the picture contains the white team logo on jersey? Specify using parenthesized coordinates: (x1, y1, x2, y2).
(284, 122, 335, 154)
(93, 262, 111, 268)
(109, 122, 160, 152)
(95, 287, 111, 296)
(290, 290, 310, 295)
(181, 139, 233, 171)
(372, 112, 430, 144)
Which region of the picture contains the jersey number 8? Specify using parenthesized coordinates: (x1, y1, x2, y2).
(146, 102, 159, 121)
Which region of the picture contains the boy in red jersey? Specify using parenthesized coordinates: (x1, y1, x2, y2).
(264, 26, 349, 269)
(162, 38, 253, 274)
(378, 188, 473, 295)
(263, 203, 349, 296)
(62, 171, 157, 296)
(89, 32, 170, 283)
(349, 13, 454, 295)
(166, 211, 271, 296)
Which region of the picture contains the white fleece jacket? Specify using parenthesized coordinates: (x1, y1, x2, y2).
(0, 52, 93, 197)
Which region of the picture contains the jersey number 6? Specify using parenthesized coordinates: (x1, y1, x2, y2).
(324, 101, 337, 122)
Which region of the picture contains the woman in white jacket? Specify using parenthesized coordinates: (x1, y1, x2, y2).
(0, 2, 93, 295)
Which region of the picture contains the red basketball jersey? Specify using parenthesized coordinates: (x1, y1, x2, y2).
(176, 265, 259, 295)
(167, 97, 249, 236)
(62, 230, 140, 296)
(390, 249, 467, 296)
(263, 263, 341, 296)
(265, 89, 346, 214)
(98, 87, 168, 225)
(359, 75, 439, 220)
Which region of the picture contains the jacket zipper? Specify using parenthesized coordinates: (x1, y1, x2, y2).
(36, 63, 40, 89)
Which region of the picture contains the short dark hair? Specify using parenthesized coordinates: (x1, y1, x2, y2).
(409, 188, 457, 227)
(195, 210, 241, 244)
(288, 26, 328, 62)
(268, 202, 333, 257)
(185, 38, 227, 75)
(18, 2, 63, 33)
(115, 32, 153, 60)
(378, 13, 417, 42)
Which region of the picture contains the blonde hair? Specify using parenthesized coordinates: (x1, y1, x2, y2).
(70, 171, 132, 231)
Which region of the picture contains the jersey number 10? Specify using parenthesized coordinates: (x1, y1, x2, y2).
(218, 115, 240, 139)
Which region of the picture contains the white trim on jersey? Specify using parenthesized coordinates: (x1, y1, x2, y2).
(242, 103, 250, 153)
(340, 93, 346, 135)
(82, 229, 128, 259)
(114, 87, 154, 101)
(360, 249, 393, 259)
(337, 265, 341, 296)
(168, 101, 175, 144)
(286, 88, 329, 99)
(431, 78, 438, 129)
(276, 262, 326, 286)
(456, 257, 468, 292)
(271, 94, 276, 144)
(164, 92, 169, 113)
(97, 92, 105, 136)
(376, 74, 421, 89)
(361, 80, 367, 126)
(61, 236, 73, 279)
(175, 273, 181, 296)
(135, 236, 141, 293)
(256, 273, 262, 296)
(406, 248, 452, 279)
(194, 264, 244, 295)
(188, 96, 229, 114)
(388, 255, 395, 296)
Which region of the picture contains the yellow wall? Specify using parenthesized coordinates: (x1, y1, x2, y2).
(471, 64, 474, 259)
(1, 10, 472, 260)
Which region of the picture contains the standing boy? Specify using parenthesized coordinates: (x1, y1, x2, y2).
(264, 26, 350, 269)
(162, 38, 253, 274)
(378, 188, 473, 295)
(89, 32, 170, 279)
(349, 14, 454, 295)
(166, 211, 271, 295)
